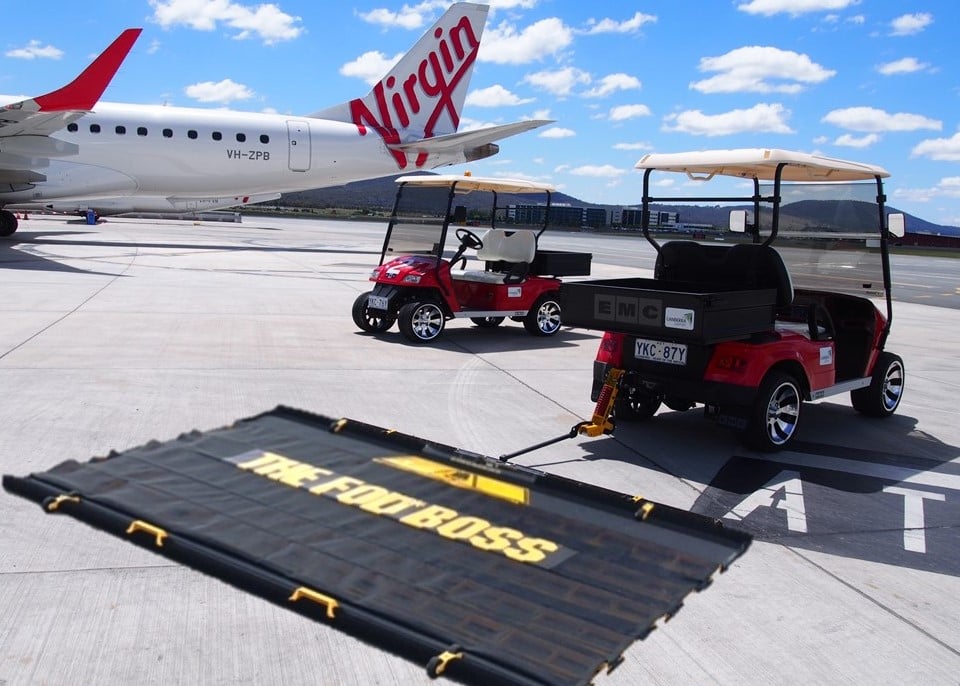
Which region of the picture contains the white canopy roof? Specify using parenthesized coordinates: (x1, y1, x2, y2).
(635, 148, 889, 182)
(395, 173, 555, 194)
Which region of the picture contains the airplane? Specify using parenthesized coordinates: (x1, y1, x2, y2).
(0, 2, 549, 237)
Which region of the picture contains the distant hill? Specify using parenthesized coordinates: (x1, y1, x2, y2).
(278, 173, 960, 237)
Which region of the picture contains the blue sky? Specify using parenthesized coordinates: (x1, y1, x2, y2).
(3, 1, 959, 227)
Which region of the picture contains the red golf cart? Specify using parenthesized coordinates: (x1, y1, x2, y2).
(560, 149, 906, 451)
(353, 174, 592, 344)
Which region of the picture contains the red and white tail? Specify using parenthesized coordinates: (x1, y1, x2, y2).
(312, 2, 488, 166)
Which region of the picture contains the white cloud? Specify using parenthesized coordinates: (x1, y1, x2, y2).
(822, 106, 941, 132)
(569, 164, 628, 178)
(582, 73, 642, 98)
(663, 103, 794, 136)
(5, 40, 63, 60)
(539, 127, 575, 139)
(613, 141, 653, 151)
(480, 17, 573, 65)
(691, 46, 835, 94)
(149, 0, 302, 44)
(522, 67, 591, 97)
(877, 57, 929, 75)
(584, 11, 657, 35)
(357, 4, 435, 30)
(608, 104, 652, 121)
(487, 0, 539, 13)
(833, 133, 879, 148)
(737, 0, 860, 17)
(465, 85, 534, 107)
(893, 178, 960, 204)
(184, 78, 254, 103)
(912, 131, 960, 161)
(339, 50, 403, 85)
(890, 12, 933, 36)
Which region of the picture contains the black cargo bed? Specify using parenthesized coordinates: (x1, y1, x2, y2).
(529, 249, 592, 276)
(560, 277, 777, 343)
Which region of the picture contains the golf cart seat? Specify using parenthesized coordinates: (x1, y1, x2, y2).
(655, 241, 794, 308)
(451, 229, 537, 283)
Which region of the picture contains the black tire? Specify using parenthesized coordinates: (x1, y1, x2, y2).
(0, 210, 17, 237)
(398, 301, 445, 343)
(664, 396, 694, 412)
(613, 387, 661, 421)
(743, 371, 802, 451)
(351, 291, 395, 333)
(470, 316, 504, 328)
(523, 292, 562, 336)
(851, 351, 904, 417)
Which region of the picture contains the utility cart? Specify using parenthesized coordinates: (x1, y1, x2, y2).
(561, 148, 906, 451)
(352, 174, 592, 344)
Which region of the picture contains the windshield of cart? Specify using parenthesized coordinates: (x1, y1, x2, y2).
(382, 183, 550, 262)
(382, 184, 451, 261)
(759, 181, 886, 298)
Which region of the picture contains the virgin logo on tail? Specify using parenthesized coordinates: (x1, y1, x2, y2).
(349, 15, 480, 169)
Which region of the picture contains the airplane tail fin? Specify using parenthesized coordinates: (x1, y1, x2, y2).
(311, 2, 489, 165)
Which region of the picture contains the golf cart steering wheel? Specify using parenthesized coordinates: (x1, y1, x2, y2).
(456, 228, 484, 251)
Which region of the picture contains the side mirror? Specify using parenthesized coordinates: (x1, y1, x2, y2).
(728, 210, 747, 233)
(887, 213, 905, 238)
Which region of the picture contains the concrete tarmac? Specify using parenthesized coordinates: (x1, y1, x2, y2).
(1, 215, 958, 685)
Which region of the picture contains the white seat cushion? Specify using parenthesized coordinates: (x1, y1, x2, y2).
(476, 229, 536, 263)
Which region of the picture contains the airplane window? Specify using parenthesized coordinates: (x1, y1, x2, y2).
(162, 128, 173, 138)
(137, 127, 148, 136)
(188, 130, 198, 139)
(90, 124, 101, 133)
(260, 134, 269, 144)
(236, 133, 246, 142)
(212, 131, 222, 141)
(67, 123, 78, 132)
(115, 126, 126, 135)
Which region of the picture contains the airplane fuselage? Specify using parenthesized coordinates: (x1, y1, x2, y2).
(0, 101, 442, 208)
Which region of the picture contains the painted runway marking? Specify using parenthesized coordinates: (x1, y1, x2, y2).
(693, 446, 960, 576)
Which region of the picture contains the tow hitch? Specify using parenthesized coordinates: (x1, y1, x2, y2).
(499, 368, 624, 462)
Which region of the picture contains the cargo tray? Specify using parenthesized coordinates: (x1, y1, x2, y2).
(560, 277, 778, 343)
(4, 406, 750, 686)
(529, 249, 593, 276)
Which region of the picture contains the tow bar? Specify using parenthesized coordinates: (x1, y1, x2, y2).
(499, 368, 624, 462)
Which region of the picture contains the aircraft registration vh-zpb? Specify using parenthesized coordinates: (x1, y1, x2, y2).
(0, 2, 548, 236)
(4, 406, 752, 686)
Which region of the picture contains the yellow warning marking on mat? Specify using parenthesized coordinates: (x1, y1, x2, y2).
(376, 456, 530, 505)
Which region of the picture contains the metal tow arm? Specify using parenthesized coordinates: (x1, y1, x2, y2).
(498, 367, 624, 462)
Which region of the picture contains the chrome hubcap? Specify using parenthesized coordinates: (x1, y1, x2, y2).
(411, 304, 443, 340)
(537, 300, 561, 334)
(766, 381, 800, 446)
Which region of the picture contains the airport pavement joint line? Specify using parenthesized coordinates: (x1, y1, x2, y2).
(0, 244, 139, 362)
(783, 544, 960, 658)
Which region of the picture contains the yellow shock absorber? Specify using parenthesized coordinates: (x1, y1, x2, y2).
(579, 367, 624, 438)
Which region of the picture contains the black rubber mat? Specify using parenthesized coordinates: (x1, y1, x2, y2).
(4, 406, 751, 686)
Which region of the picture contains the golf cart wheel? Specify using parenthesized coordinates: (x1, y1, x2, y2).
(351, 291, 395, 333)
(523, 292, 562, 336)
(613, 388, 661, 422)
(470, 316, 504, 328)
(664, 396, 694, 412)
(743, 371, 802, 452)
(851, 352, 905, 417)
(398, 301, 446, 343)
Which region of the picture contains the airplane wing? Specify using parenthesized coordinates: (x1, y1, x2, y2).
(0, 28, 141, 140)
(389, 119, 553, 158)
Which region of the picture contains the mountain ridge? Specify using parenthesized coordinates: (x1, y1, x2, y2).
(279, 173, 960, 237)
